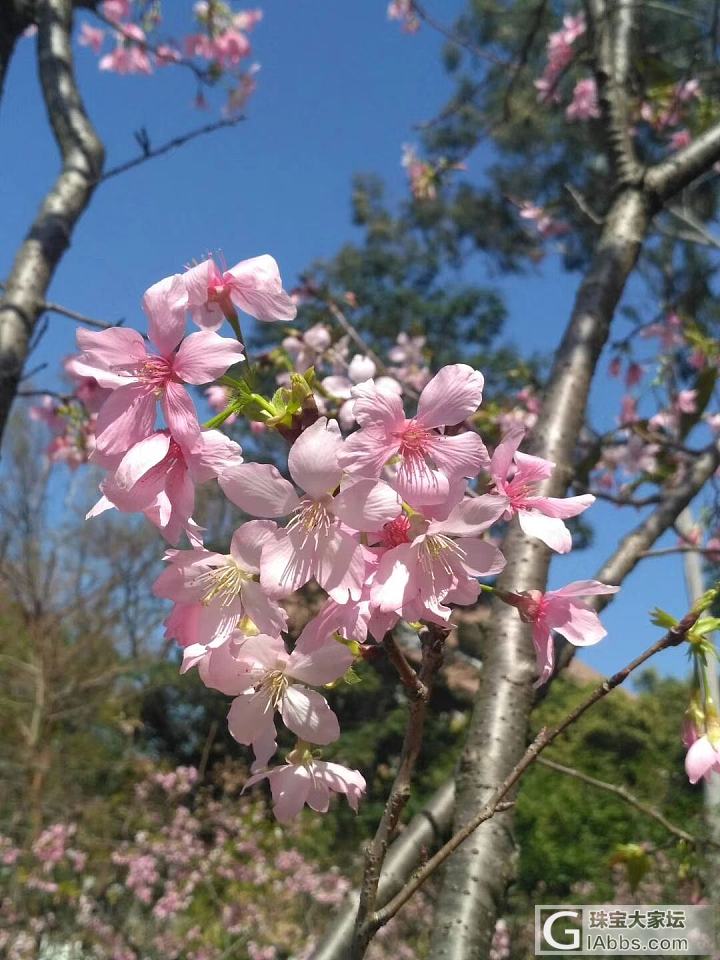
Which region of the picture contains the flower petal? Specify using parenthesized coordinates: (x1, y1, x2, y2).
(416, 364, 484, 428)
(287, 417, 342, 498)
(219, 462, 299, 517)
(281, 685, 340, 745)
(173, 330, 244, 384)
(142, 273, 188, 355)
(332, 478, 401, 533)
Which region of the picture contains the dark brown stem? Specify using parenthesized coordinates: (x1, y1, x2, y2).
(536, 756, 715, 847)
(372, 608, 700, 934)
(350, 625, 447, 960)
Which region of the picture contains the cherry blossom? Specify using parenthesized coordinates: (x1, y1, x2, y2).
(182, 254, 296, 330)
(371, 494, 507, 622)
(245, 752, 366, 822)
(566, 77, 600, 121)
(220, 417, 401, 602)
(489, 426, 595, 553)
(153, 520, 288, 651)
(338, 364, 488, 504)
(502, 580, 619, 685)
(225, 634, 353, 767)
(75, 274, 243, 456)
(88, 428, 242, 545)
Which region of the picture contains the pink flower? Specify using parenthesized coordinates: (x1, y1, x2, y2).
(78, 23, 105, 55)
(503, 580, 619, 685)
(225, 634, 353, 767)
(156, 44, 182, 66)
(619, 394, 639, 426)
(387, 0, 420, 33)
(89, 428, 242, 545)
(670, 129, 692, 151)
(154, 521, 287, 652)
(566, 77, 600, 121)
(685, 734, 720, 785)
(102, 0, 130, 22)
(338, 364, 488, 504)
(220, 418, 401, 602)
(211, 28, 251, 67)
(183, 255, 296, 330)
(640, 311, 684, 349)
(99, 26, 153, 75)
(245, 755, 366, 822)
(75, 274, 243, 456)
(489, 426, 595, 553)
(371, 494, 507, 621)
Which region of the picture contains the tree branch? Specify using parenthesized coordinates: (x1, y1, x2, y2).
(99, 117, 244, 183)
(351, 625, 447, 959)
(373, 608, 701, 935)
(536, 757, 715, 847)
(0, 0, 105, 445)
(646, 121, 720, 202)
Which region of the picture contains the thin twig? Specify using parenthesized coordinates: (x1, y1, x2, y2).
(100, 117, 244, 182)
(368, 606, 702, 934)
(641, 545, 718, 560)
(351, 624, 447, 959)
(537, 756, 714, 847)
(411, 1, 507, 66)
(0, 281, 118, 331)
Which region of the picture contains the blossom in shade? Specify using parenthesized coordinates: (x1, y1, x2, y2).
(182, 254, 296, 330)
(220, 418, 401, 602)
(245, 753, 366, 822)
(502, 580, 619, 685)
(489, 425, 595, 553)
(88, 428, 242, 545)
(153, 520, 287, 652)
(225, 634, 353, 767)
(338, 364, 488, 504)
(566, 77, 600, 121)
(75, 274, 244, 456)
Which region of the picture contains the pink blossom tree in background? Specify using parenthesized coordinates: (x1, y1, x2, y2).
(4, 2, 720, 960)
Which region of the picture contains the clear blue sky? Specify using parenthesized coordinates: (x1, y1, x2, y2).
(0, 2, 701, 682)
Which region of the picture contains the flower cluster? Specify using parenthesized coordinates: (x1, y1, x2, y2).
(40, 247, 620, 821)
(535, 13, 586, 103)
(78, 1, 262, 114)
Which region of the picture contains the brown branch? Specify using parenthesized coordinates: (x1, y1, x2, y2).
(536, 757, 715, 847)
(100, 117, 244, 182)
(350, 624, 447, 960)
(0, 0, 105, 444)
(647, 121, 720, 202)
(370, 607, 701, 935)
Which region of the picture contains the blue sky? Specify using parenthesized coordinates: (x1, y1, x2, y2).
(0, 2, 702, 681)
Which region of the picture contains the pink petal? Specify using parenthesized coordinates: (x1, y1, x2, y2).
(532, 622, 555, 687)
(348, 380, 404, 429)
(142, 273, 188, 355)
(371, 542, 416, 613)
(287, 417, 342, 498)
(113, 431, 171, 491)
(427, 431, 489, 479)
(306, 777, 331, 813)
(173, 330, 244, 384)
(526, 493, 595, 519)
(428, 494, 506, 537)
(337, 425, 398, 478)
(76, 326, 147, 373)
(416, 364, 484, 428)
(517, 509, 572, 553)
(270, 765, 312, 822)
(491, 425, 525, 481)
(685, 737, 720, 785)
(240, 580, 288, 635)
(227, 689, 275, 746)
(281, 685, 340, 744)
(315, 528, 365, 603)
(551, 602, 607, 647)
(226, 254, 297, 322)
(219, 462, 299, 516)
(287, 642, 354, 686)
(331, 478, 401, 532)
(393, 457, 449, 505)
(454, 538, 506, 577)
(94, 383, 156, 456)
(187, 429, 243, 482)
(549, 580, 619, 600)
(162, 382, 201, 450)
(230, 519, 278, 572)
(260, 528, 315, 597)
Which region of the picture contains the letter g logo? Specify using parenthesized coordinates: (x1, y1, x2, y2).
(542, 910, 581, 951)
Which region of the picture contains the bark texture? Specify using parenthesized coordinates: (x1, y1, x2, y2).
(0, 0, 104, 443)
(427, 187, 652, 959)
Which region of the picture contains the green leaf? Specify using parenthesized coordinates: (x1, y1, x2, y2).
(650, 607, 678, 629)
